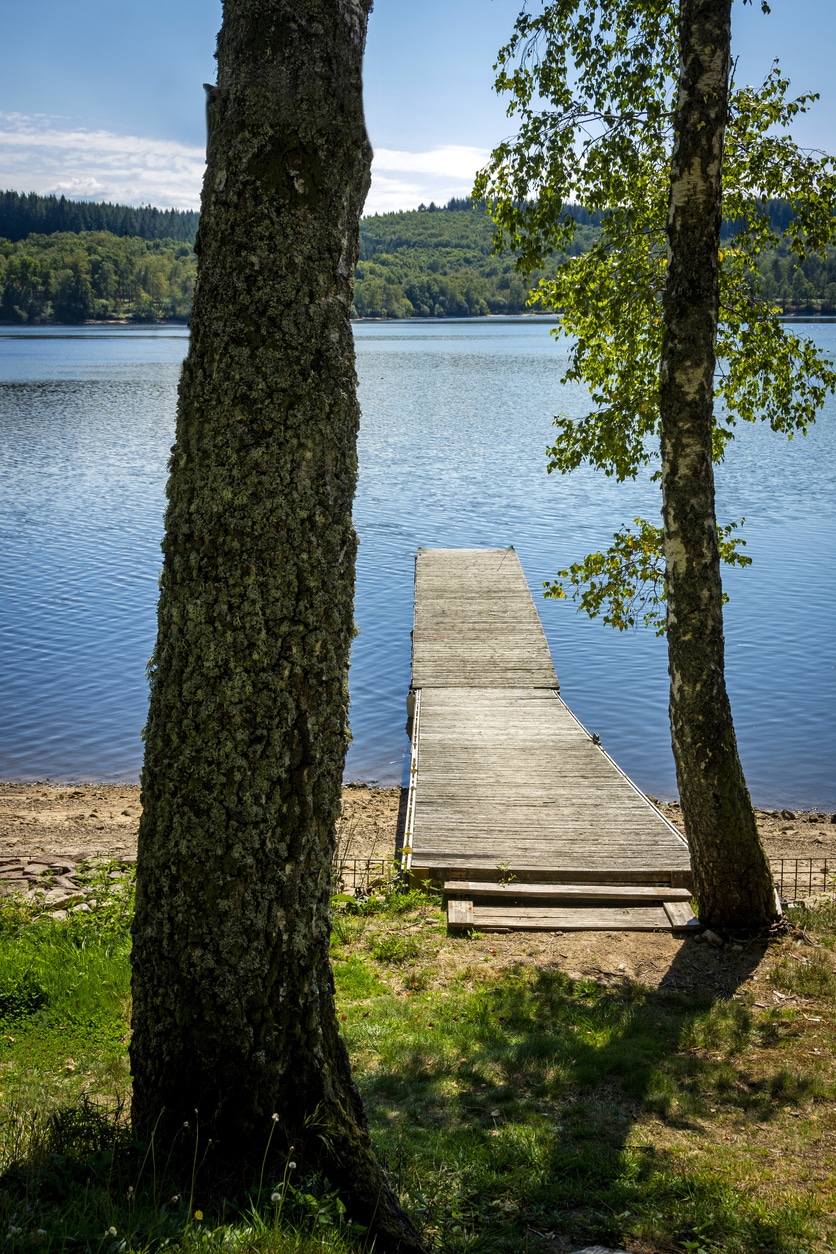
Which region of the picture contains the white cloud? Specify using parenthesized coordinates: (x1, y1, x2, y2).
(0, 114, 489, 217)
(365, 144, 490, 214)
(0, 112, 205, 209)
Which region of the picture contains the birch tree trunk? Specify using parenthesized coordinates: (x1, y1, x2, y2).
(660, 0, 777, 932)
(130, 3, 425, 1247)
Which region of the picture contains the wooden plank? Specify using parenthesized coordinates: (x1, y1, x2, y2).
(447, 898, 474, 928)
(407, 548, 693, 927)
(449, 904, 673, 932)
(411, 685, 690, 875)
(428, 865, 683, 885)
(443, 881, 694, 901)
(412, 548, 557, 688)
(663, 900, 700, 929)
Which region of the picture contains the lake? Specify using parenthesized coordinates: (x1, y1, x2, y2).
(0, 319, 834, 809)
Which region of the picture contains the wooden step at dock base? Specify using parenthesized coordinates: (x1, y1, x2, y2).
(443, 880, 693, 902)
(447, 895, 699, 933)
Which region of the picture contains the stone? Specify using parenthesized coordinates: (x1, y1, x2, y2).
(37, 888, 87, 907)
(569, 1247, 631, 1254)
(703, 929, 725, 947)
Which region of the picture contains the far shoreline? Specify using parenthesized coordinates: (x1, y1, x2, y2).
(4, 312, 836, 330)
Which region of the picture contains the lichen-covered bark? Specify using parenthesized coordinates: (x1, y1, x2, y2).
(660, 0, 777, 932)
(130, 3, 424, 1248)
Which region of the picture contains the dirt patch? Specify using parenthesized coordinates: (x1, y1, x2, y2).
(654, 797, 836, 861)
(418, 922, 776, 998)
(3, 780, 832, 866)
(0, 780, 401, 865)
(3, 783, 834, 976)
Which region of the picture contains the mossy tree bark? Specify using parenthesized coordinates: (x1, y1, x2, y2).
(660, 0, 777, 933)
(130, 3, 425, 1247)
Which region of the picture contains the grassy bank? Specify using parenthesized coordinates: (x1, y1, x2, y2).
(1, 867, 834, 1253)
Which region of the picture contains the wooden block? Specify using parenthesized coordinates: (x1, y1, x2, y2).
(469, 904, 671, 931)
(663, 900, 700, 929)
(447, 898, 474, 928)
(442, 881, 694, 901)
(427, 865, 686, 886)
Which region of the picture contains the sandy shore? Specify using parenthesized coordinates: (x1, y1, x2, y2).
(1, 779, 833, 867)
(2, 781, 833, 986)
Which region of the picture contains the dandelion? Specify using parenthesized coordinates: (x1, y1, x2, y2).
(194, 1211, 203, 1222)
(271, 1113, 279, 1122)
(126, 1187, 134, 1199)
(270, 1192, 281, 1203)
(107, 1228, 117, 1237)
(288, 1161, 296, 1170)
(170, 1195, 180, 1205)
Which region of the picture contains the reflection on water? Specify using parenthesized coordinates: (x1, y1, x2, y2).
(0, 320, 834, 808)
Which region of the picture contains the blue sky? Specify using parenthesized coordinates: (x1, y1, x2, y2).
(0, 0, 833, 214)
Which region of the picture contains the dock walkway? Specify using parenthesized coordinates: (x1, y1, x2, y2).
(402, 548, 695, 932)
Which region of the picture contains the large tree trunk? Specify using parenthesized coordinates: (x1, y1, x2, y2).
(659, 0, 777, 933)
(130, 3, 424, 1248)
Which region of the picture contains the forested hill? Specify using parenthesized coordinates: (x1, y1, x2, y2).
(354, 199, 836, 318)
(1, 193, 835, 322)
(0, 190, 199, 244)
(353, 200, 596, 317)
(0, 232, 195, 323)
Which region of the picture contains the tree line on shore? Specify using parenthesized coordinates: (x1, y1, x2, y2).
(0, 190, 199, 244)
(2, 190, 835, 323)
(0, 230, 196, 323)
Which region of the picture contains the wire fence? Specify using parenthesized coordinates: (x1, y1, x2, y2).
(333, 857, 397, 894)
(334, 855, 833, 903)
(772, 858, 832, 902)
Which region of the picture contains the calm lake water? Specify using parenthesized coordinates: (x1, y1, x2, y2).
(0, 319, 834, 809)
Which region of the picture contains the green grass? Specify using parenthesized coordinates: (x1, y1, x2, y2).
(2, 873, 835, 1253)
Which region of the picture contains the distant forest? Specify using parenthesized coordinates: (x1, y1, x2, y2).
(0, 190, 199, 244)
(0, 231, 196, 323)
(1, 190, 835, 323)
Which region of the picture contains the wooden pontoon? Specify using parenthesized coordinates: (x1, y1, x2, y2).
(401, 548, 696, 933)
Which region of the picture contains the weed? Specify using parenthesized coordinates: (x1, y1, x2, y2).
(371, 935, 420, 964)
(772, 948, 836, 998)
(3, 857, 835, 1254)
(0, 971, 48, 1023)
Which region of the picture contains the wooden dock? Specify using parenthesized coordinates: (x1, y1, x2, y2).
(402, 548, 696, 933)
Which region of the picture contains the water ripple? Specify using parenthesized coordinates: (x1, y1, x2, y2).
(0, 321, 833, 808)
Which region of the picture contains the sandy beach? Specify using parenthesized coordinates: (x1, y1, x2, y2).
(1, 779, 833, 867)
(2, 780, 834, 990)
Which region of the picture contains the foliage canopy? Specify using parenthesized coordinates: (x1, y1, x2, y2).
(474, 0, 836, 631)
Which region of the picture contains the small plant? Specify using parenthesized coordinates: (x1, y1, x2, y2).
(773, 947, 836, 998)
(371, 935, 420, 964)
(495, 863, 516, 886)
(0, 971, 48, 1023)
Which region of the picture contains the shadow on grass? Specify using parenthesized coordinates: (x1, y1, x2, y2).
(356, 937, 823, 1253)
(0, 1094, 357, 1254)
